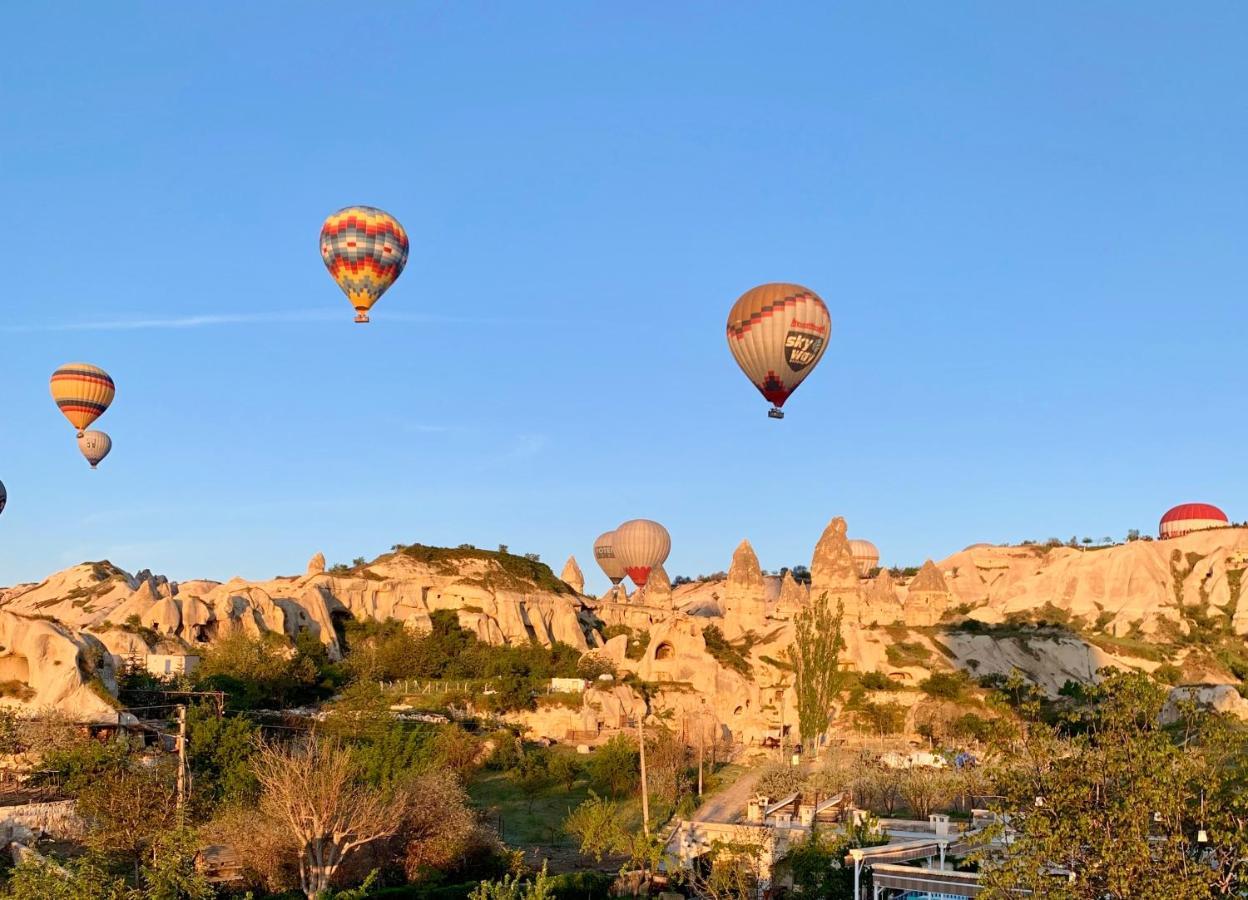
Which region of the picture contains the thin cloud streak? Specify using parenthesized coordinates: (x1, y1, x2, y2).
(3, 310, 515, 333)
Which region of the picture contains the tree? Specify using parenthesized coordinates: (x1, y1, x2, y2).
(977, 672, 1215, 898)
(186, 704, 259, 809)
(250, 738, 411, 898)
(899, 766, 953, 819)
(392, 769, 482, 881)
(790, 591, 847, 752)
(140, 827, 215, 900)
(1127, 529, 1141, 542)
(76, 760, 178, 880)
(0, 853, 131, 900)
(588, 733, 639, 797)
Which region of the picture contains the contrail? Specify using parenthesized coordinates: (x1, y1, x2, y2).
(2, 309, 512, 332)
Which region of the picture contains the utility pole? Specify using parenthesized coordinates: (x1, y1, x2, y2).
(637, 715, 650, 837)
(175, 704, 188, 820)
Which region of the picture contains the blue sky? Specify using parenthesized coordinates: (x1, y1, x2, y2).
(1, 3, 1244, 593)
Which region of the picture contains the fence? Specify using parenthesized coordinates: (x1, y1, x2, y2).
(378, 679, 496, 695)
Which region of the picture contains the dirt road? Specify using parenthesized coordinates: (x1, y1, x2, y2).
(690, 765, 764, 823)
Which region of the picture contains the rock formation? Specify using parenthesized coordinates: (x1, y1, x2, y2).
(560, 556, 585, 594)
(904, 560, 953, 626)
(645, 565, 673, 609)
(863, 569, 904, 626)
(306, 552, 326, 577)
(775, 570, 808, 616)
(0, 611, 120, 722)
(810, 517, 864, 623)
(723, 540, 766, 631)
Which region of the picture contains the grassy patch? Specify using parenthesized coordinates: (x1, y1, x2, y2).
(1085, 633, 1167, 663)
(468, 747, 643, 851)
(885, 640, 932, 668)
(390, 544, 574, 595)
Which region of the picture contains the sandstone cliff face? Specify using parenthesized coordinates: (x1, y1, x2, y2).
(0, 548, 598, 662)
(936, 528, 1248, 637)
(0, 611, 120, 722)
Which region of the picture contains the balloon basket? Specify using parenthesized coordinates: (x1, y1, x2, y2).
(354, 311, 370, 324)
(768, 408, 785, 420)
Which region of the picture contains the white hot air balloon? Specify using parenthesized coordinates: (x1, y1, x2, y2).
(612, 519, 671, 588)
(77, 431, 112, 469)
(848, 539, 879, 577)
(593, 531, 627, 585)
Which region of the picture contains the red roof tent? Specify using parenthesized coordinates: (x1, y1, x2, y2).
(1160, 503, 1228, 525)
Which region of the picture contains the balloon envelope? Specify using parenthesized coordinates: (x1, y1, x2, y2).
(50, 363, 115, 435)
(848, 539, 879, 577)
(320, 206, 410, 323)
(726, 283, 830, 415)
(77, 431, 112, 469)
(593, 531, 627, 585)
(613, 519, 671, 588)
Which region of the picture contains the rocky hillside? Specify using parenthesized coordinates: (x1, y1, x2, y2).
(2, 523, 1247, 731)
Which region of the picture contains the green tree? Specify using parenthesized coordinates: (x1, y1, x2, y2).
(790, 591, 847, 752)
(978, 672, 1214, 898)
(140, 828, 215, 900)
(587, 733, 639, 798)
(0, 853, 131, 900)
(186, 704, 259, 809)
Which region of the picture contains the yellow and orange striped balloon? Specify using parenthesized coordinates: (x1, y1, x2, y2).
(50, 363, 115, 436)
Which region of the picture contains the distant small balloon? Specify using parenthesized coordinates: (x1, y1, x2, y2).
(77, 431, 112, 469)
(320, 206, 410, 323)
(593, 531, 627, 585)
(0, 480, 6, 516)
(50, 363, 115, 436)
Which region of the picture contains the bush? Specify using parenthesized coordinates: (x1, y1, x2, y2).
(919, 671, 971, 701)
(859, 671, 899, 691)
(701, 624, 752, 676)
(588, 734, 639, 798)
(1153, 663, 1182, 686)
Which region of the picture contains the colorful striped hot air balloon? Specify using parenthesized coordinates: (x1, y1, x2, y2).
(613, 519, 671, 588)
(50, 363, 115, 436)
(726, 283, 830, 419)
(593, 531, 627, 586)
(320, 206, 410, 323)
(77, 431, 112, 469)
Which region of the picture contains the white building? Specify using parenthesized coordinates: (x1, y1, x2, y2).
(144, 654, 201, 678)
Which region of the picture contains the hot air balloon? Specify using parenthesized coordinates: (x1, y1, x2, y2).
(726, 283, 830, 419)
(848, 539, 879, 577)
(320, 206, 410, 323)
(77, 431, 112, 469)
(0, 480, 6, 516)
(50, 363, 115, 436)
(593, 531, 627, 585)
(613, 519, 671, 588)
